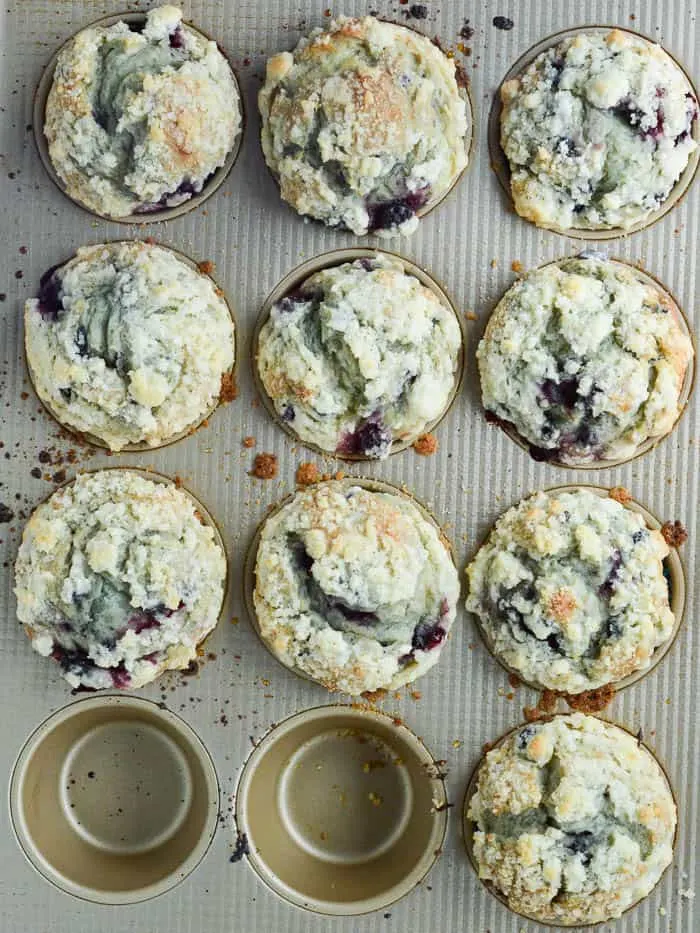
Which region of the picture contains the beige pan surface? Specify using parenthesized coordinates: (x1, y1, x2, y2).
(1, 2, 699, 933)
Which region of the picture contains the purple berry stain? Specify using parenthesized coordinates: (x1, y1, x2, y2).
(36, 263, 64, 320)
(367, 189, 429, 233)
(336, 411, 391, 458)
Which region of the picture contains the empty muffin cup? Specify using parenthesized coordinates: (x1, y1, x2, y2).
(24, 241, 238, 453)
(468, 484, 686, 696)
(462, 714, 677, 926)
(234, 704, 448, 915)
(244, 475, 458, 694)
(481, 257, 695, 469)
(9, 695, 219, 903)
(488, 26, 699, 239)
(253, 248, 465, 460)
(33, 10, 244, 223)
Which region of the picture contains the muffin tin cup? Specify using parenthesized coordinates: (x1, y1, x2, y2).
(234, 703, 448, 915)
(461, 713, 678, 928)
(23, 240, 239, 453)
(467, 483, 686, 697)
(33, 11, 245, 224)
(9, 694, 220, 904)
(22, 466, 230, 686)
(488, 25, 700, 240)
(482, 256, 696, 470)
(252, 247, 466, 461)
(243, 475, 456, 693)
(261, 17, 475, 237)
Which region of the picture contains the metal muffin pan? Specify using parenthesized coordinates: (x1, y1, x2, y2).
(0, 3, 698, 933)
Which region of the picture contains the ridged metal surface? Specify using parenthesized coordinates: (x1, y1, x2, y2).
(0, 1, 697, 931)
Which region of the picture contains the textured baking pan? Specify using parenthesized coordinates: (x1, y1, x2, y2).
(0, 1, 697, 932)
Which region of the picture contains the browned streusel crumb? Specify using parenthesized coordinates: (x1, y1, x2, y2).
(250, 453, 278, 480)
(242, 436, 256, 448)
(490, 258, 498, 268)
(511, 260, 524, 273)
(609, 486, 632, 504)
(296, 461, 320, 486)
(219, 371, 238, 403)
(334, 470, 345, 480)
(564, 684, 616, 714)
(465, 311, 478, 321)
(362, 688, 387, 704)
(661, 520, 688, 547)
(414, 433, 438, 456)
(410, 690, 422, 700)
(198, 260, 215, 275)
(523, 688, 558, 722)
(508, 672, 522, 688)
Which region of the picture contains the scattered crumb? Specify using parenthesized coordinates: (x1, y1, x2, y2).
(362, 688, 387, 704)
(229, 831, 249, 863)
(465, 311, 478, 321)
(413, 433, 438, 456)
(523, 689, 557, 721)
(508, 672, 521, 688)
(609, 486, 632, 504)
(242, 436, 256, 448)
(459, 21, 475, 40)
(219, 371, 237, 403)
(660, 520, 688, 547)
(490, 258, 498, 268)
(250, 453, 278, 480)
(296, 461, 320, 485)
(564, 684, 616, 714)
(368, 791, 383, 807)
(410, 690, 422, 701)
(493, 15, 514, 30)
(197, 260, 215, 275)
(510, 260, 524, 273)
(451, 739, 462, 749)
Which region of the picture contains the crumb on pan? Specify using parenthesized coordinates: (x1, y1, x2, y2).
(250, 453, 278, 479)
(219, 371, 238, 403)
(295, 461, 320, 485)
(661, 520, 688, 547)
(242, 436, 256, 448)
(511, 260, 524, 273)
(609, 486, 632, 504)
(564, 683, 616, 713)
(523, 688, 558, 721)
(198, 260, 215, 275)
(414, 433, 438, 455)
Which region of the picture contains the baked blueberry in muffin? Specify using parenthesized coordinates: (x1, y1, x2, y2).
(44, 5, 241, 218)
(500, 29, 698, 230)
(25, 241, 235, 451)
(465, 488, 675, 693)
(259, 15, 469, 236)
(477, 256, 693, 466)
(14, 470, 226, 691)
(467, 714, 676, 924)
(256, 254, 461, 457)
(253, 481, 459, 695)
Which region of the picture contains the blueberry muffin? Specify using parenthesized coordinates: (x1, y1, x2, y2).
(257, 254, 461, 458)
(253, 481, 459, 695)
(467, 714, 676, 924)
(44, 5, 241, 218)
(465, 488, 675, 694)
(500, 29, 698, 230)
(14, 470, 226, 691)
(478, 257, 693, 466)
(25, 241, 235, 451)
(259, 15, 469, 236)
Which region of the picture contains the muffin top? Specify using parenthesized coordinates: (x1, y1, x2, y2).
(259, 15, 468, 236)
(44, 5, 241, 217)
(478, 256, 693, 465)
(467, 714, 676, 924)
(257, 254, 461, 458)
(14, 470, 226, 690)
(25, 241, 235, 451)
(500, 29, 698, 230)
(253, 481, 459, 695)
(465, 488, 675, 693)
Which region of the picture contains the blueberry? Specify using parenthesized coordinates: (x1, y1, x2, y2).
(59, 387, 72, 402)
(127, 20, 144, 33)
(336, 412, 392, 458)
(74, 325, 88, 357)
(366, 190, 429, 233)
(550, 57, 565, 90)
(169, 26, 185, 49)
(492, 16, 514, 30)
(565, 831, 594, 866)
(359, 258, 376, 272)
(280, 404, 295, 422)
(36, 264, 64, 320)
(51, 645, 94, 676)
(541, 377, 579, 410)
(557, 137, 580, 157)
(632, 529, 646, 544)
(573, 203, 586, 214)
(598, 549, 622, 599)
(398, 650, 416, 667)
(546, 632, 565, 655)
(411, 620, 446, 651)
(604, 616, 623, 639)
(516, 725, 537, 750)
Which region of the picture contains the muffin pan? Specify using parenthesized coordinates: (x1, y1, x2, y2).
(1, 3, 698, 933)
